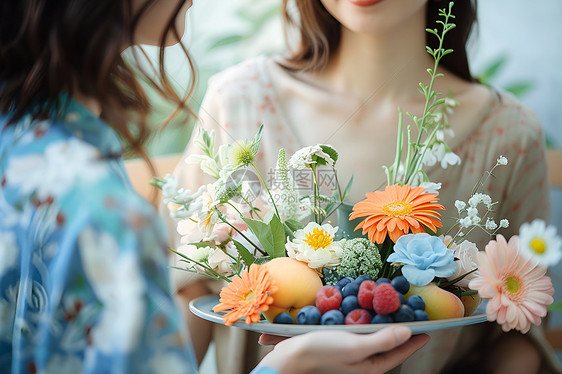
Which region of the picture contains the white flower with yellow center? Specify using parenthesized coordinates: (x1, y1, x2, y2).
(519, 219, 562, 267)
(286, 222, 344, 269)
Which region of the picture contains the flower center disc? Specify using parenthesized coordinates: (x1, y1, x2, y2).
(530, 238, 546, 254)
(304, 228, 333, 250)
(382, 201, 413, 217)
(504, 276, 520, 294)
(244, 291, 255, 302)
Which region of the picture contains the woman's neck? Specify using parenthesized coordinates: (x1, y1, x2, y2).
(73, 91, 102, 117)
(314, 9, 433, 102)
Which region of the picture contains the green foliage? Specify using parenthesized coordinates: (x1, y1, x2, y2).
(242, 214, 286, 258)
(337, 238, 383, 279)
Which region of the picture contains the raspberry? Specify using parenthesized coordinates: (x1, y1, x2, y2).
(316, 286, 343, 314)
(345, 309, 371, 325)
(372, 283, 400, 315)
(357, 280, 376, 310)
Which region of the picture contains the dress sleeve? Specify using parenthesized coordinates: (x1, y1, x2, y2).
(493, 101, 550, 237)
(49, 180, 199, 373)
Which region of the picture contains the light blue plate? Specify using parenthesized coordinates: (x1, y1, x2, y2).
(189, 295, 488, 337)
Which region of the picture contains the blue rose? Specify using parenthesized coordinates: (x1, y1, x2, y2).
(387, 233, 456, 286)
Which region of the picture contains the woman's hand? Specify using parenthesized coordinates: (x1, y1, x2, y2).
(256, 326, 429, 374)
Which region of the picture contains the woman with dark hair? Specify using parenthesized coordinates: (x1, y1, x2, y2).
(169, 0, 560, 373)
(0, 1, 430, 373)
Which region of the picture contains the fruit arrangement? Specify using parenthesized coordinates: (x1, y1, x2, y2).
(273, 275, 432, 325)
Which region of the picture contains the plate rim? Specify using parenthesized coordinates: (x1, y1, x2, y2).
(189, 295, 488, 337)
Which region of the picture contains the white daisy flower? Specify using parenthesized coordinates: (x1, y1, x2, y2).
(519, 219, 562, 267)
(286, 222, 344, 269)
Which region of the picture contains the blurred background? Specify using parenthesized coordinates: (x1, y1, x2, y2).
(137, 0, 562, 370)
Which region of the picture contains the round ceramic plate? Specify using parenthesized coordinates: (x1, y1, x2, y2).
(189, 295, 488, 337)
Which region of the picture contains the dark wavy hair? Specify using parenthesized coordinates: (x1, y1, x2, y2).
(0, 0, 195, 161)
(281, 0, 477, 82)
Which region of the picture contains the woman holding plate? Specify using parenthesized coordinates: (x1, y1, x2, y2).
(168, 0, 561, 373)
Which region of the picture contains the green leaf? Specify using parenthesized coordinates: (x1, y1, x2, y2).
(208, 35, 246, 50)
(250, 124, 264, 155)
(284, 218, 305, 232)
(319, 144, 339, 165)
(242, 215, 286, 259)
(342, 175, 354, 201)
(505, 82, 534, 97)
(283, 222, 296, 241)
(188, 241, 218, 249)
(477, 55, 507, 84)
(232, 240, 255, 267)
(269, 214, 286, 258)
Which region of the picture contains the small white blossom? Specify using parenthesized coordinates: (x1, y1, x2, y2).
(458, 231, 464, 237)
(497, 156, 508, 166)
(445, 239, 480, 288)
(455, 200, 466, 213)
(467, 207, 478, 218)
(419, 181, 442, 195)
(468, 193, 492, 209)
(499, 219, 509, 228)
(459, 217, 473, 228)
(471, 216, 481, 225)
(485, 219, 498, 231)
(441, 151, 461, 169)
(289, 145, 335, 169)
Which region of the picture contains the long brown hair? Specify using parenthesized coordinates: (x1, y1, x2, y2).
(281, 0, 477, 81)
(0, 0, 195, 161)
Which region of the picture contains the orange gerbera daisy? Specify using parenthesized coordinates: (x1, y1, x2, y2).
(212, 264, 278, 326)
(350, 184, 444, 244)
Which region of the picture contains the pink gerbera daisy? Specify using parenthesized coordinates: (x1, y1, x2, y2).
(469, 235, 554, 333)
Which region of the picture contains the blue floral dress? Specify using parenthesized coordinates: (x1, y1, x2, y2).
(0, 99, 201, 373)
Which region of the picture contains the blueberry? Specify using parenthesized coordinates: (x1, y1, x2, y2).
(321, 310, 345, 325)
(296, 306, 322, 325)
(354, 274, 372, 284)
(375, 277, 391, 285)
(342, 282, 360, 297)
(336, 277, 354, 290)
(273, 312, 294, 324)
(414, 309, 429, 321)
(393, 305, 415, 323)
(398, 293, 406, 305)
(371, 314, 393, 324)
(406, 295, 425, 311)
(341, 295, 359, 315)
(391, 276, 410, 294)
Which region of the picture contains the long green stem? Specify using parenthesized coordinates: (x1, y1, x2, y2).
(252, 162, 280, 218)
(217, 210, 268, 256)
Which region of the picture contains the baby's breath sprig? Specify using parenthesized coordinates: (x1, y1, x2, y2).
(446, 156, 510, 244)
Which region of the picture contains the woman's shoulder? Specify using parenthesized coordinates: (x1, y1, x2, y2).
(207, 55, 274, 95)
(455, 86, 543, 150)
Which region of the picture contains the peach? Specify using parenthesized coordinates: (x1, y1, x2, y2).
(460, 292, 481, 317)
(405, 283, 464, 320)
(262, 257, 323, 322)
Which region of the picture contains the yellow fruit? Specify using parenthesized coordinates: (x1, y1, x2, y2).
(262, 257, 323, 322)
(460, 292, 481, 317)
(405, 283, 465, 320)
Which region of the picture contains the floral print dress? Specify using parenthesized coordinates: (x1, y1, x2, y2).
(0, 99, 199, 374)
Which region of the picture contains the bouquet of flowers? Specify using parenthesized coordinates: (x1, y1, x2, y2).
(153, 3, 559, 332)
